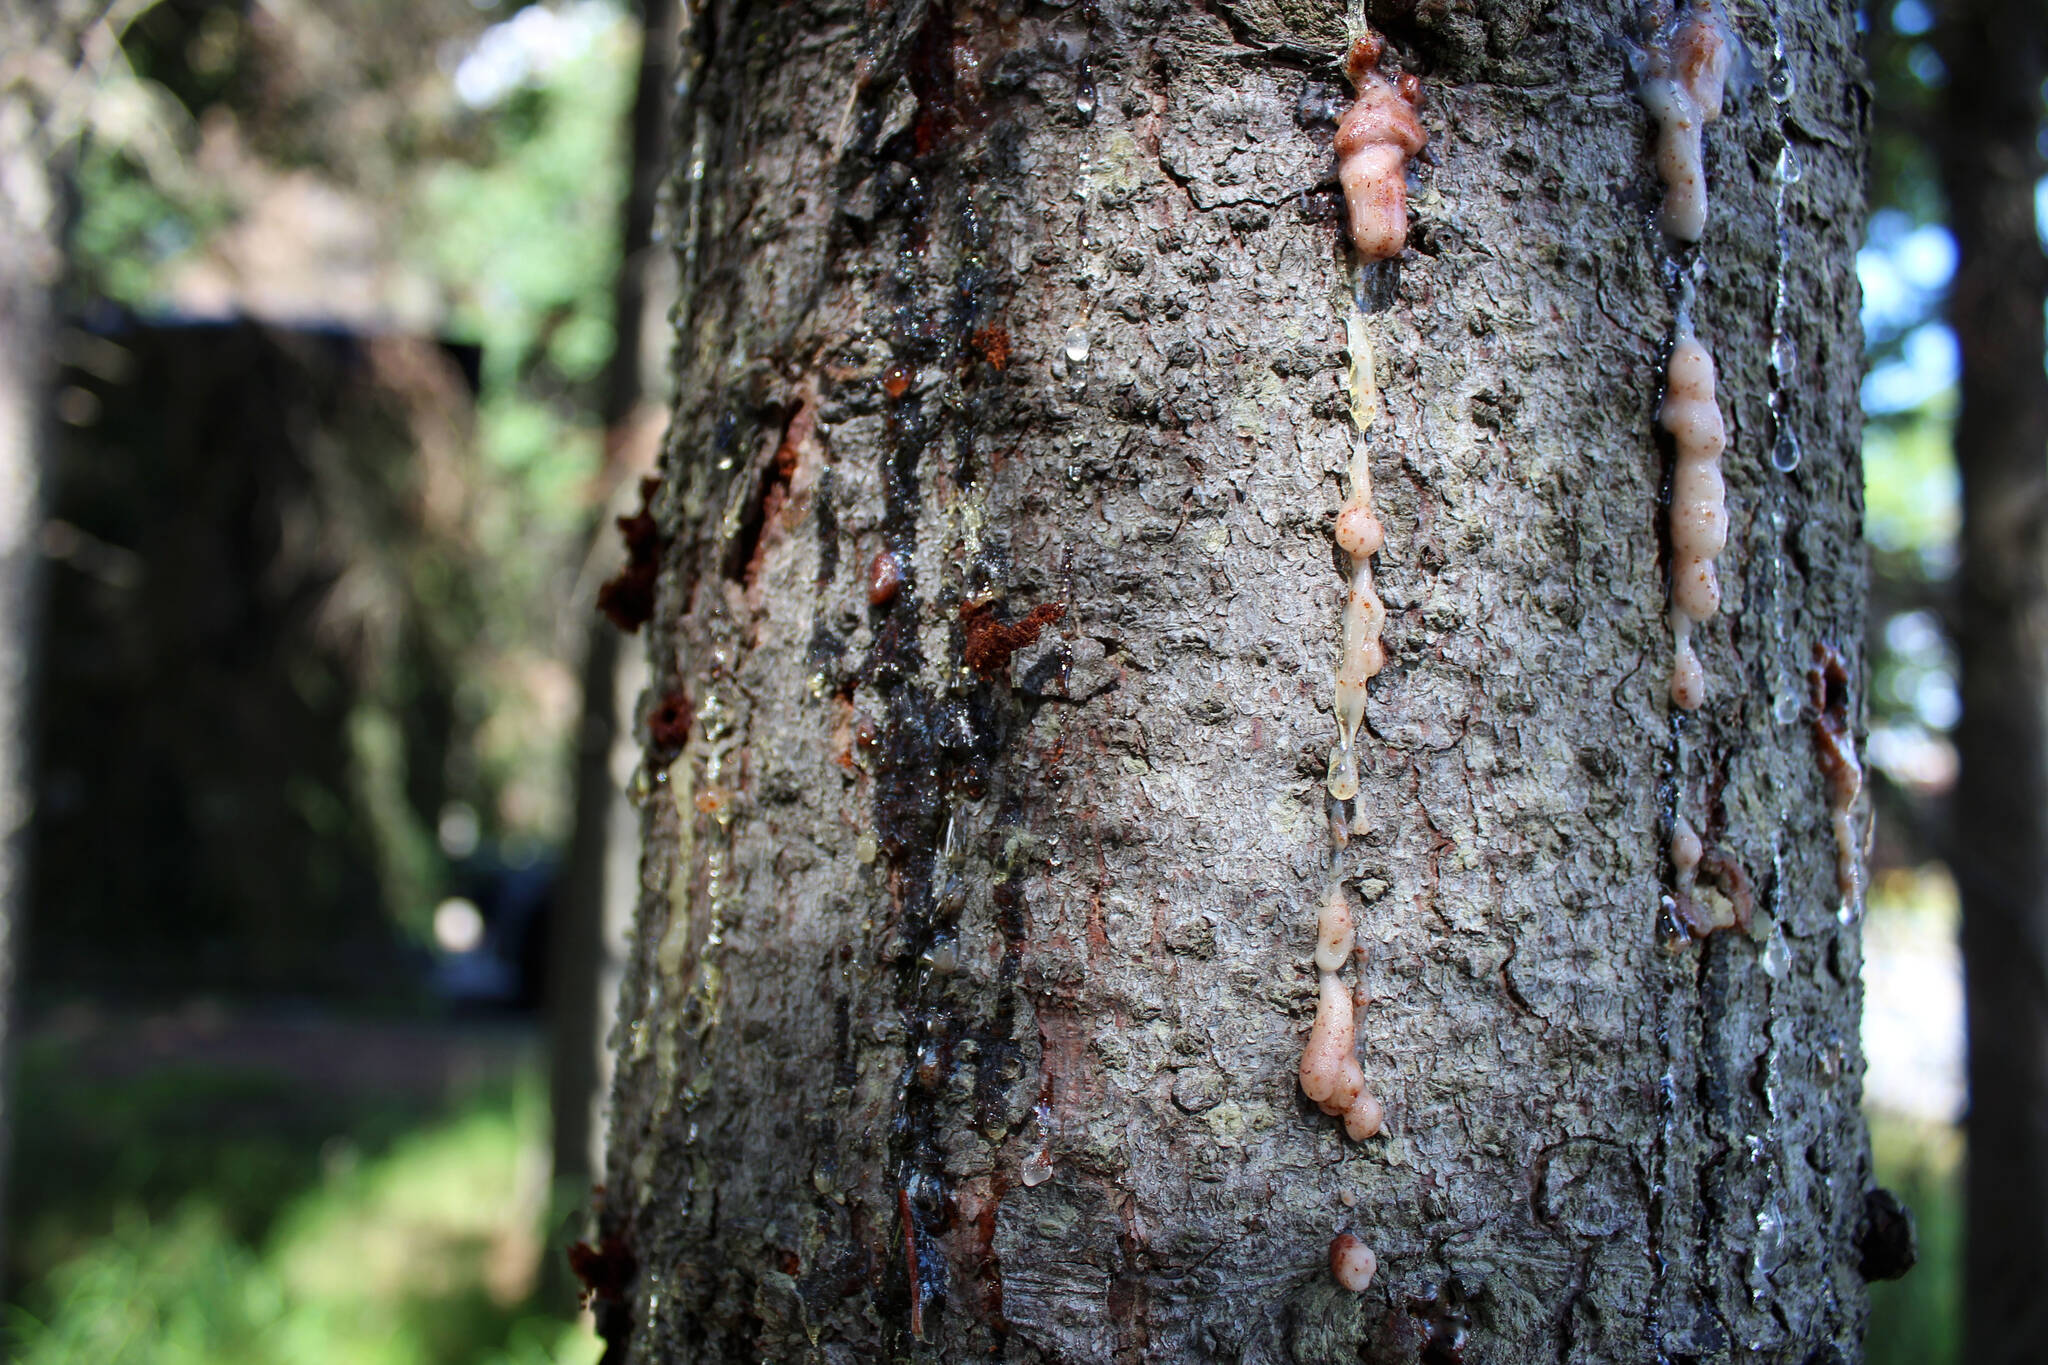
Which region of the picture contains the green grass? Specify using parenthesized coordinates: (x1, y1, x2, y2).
(6, 1034, 601, 1365)
(1866, 1111, 1962, 1365)
(11, 1040, 418, 1277)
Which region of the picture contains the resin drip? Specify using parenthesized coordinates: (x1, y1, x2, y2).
(1635, 0, 1735, 242)
(1297, 24, 1426, 1283)
(1660, 318, 1728, 710)
(1334, 34, 1427, 262)
(1298, 884, 1383, 1141)
(1664, 816, 1753, 943)
(1810, 644, 1864, 907)
(1327, 314, 1388, 800)
(1330, 1233, 1378, 1292)
(1302, 323, 1388, 1145)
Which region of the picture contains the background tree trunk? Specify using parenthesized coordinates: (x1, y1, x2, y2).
(1936, 2, 2048, 1362)
(0, 0, 85, 1275)
(550, 0, 683, 1203)
(597, 0, 1880, 1359)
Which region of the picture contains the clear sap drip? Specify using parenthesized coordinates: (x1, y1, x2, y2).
(1761, 921, 1790, 977)
(1770, 428, 1802, 472)
(1326, 734, 1360, 802)
(1772, 332, 1798, 375)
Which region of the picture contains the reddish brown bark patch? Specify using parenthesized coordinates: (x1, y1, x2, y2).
(1809, 641, 1858, 806)
(646, 688, 694, 759)
(567, 1233, 637, 1307)
(596, 476, 665, 632)
(868, 550, 905, 606)
(730, 401, 815, 588)
(898, 1186, 925, 1338)
(959, 599, 1066, 679)
(969, 325, 1010, 370)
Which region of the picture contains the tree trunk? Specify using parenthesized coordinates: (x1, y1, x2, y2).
(597, 0, 1881, 1359)
(1937, 2, 2048, 1362)
(0, 0, 77, 1272)
(551, 0, 684, 1202)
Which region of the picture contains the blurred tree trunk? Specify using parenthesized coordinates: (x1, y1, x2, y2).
(551, 0, 683, 1199)
(1937, 2, 2048, 1362)
(597, 0, 1884, 1359)
(0, 0, 89, 1277)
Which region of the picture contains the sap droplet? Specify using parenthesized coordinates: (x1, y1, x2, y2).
(1771, 428, 1803, 472)
(1772, 334, 1798, 375)
(1775, 144, 1804, 185)
(1075, 82, 1096, 117)
(1063, 327, 1090, 363)
(1767, 64, 1795, 102)
(1761, 924, 1791, 978)
(1773, 690, 1801, 725)
(1325, 741, 1360, 802)
(1020, 1148, 1054, 1186)
(1755, 1198, 1790, 1274)
(921, 937, 960, 974)
(855, 833, 879, 864)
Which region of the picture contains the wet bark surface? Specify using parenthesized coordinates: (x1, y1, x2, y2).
(598, 0, 1878, 1359)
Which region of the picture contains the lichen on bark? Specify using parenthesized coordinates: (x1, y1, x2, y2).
(596, 0, 1880, 1359)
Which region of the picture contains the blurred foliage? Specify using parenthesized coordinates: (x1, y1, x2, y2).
(7, 1038, 596, 1365)
(65, 139, 220, 306)
(1854, 0, 1976, 862)
(13, 1041, 411, 1275)
(58, 0, 641, 868)
(413, 44, 631, 428)
(1861, 0, 1946, 230)
(1863, 395, 1957, 568)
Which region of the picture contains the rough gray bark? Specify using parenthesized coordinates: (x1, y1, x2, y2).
(1936, 1, 2048, 1361)
(597, 0, 1881, 1359)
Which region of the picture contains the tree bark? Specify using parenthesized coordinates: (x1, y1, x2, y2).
(598, 0, 1879, 1359)
(1936, 2, 2048, 1362)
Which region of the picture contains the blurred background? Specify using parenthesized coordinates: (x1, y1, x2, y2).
(5, 0, 678, 1359)
(0, 0, 2038, 1361)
